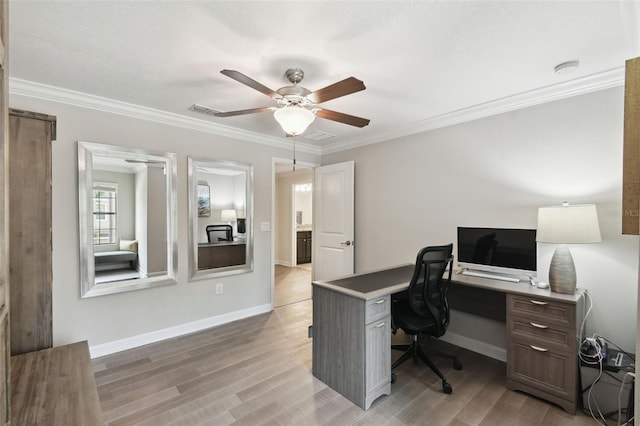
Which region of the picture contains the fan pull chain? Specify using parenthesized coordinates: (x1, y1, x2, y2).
(293, 136, 296, 172)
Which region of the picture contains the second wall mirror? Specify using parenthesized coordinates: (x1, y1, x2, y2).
(188, 157, 254, 280)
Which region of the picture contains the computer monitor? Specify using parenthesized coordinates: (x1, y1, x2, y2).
(457, 227, 537, 276)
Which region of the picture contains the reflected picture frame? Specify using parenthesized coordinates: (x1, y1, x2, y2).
(197, 184, 211, 217)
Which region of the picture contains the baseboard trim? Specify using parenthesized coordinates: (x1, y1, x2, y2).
(89, 303, 273, 358)
(440, 331, 507, 362)
(275, 260, 292, 267)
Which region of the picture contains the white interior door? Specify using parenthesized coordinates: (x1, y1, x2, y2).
(313, 161, 355, 281)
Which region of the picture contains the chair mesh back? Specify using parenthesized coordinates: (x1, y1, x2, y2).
(408, 244, 454, 337)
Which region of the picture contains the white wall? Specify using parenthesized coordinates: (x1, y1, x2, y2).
(134, 167, 149, 274)
(295, 186, 312, 227)
(196, 172, 239, 242)
(146, 166, 167, 274)
(324, 86, 638, 353)
(10, 93, 319, 351)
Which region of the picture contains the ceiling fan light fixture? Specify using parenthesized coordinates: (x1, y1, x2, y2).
(273, 106, 315, 136)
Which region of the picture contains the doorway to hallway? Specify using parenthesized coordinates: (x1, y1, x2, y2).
(274, 162, 313, 307)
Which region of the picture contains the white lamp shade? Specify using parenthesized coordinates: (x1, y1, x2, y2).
(273, 106, 315, 135)
(221, 209, 237, 222)
(536, 204, 601, 244)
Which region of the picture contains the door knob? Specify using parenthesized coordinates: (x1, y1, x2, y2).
(340, 240, 351, 246)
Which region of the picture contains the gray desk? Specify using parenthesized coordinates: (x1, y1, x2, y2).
(312, 265, 584, 413)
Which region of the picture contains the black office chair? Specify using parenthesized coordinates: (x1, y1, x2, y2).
(391, 244, 462, 394)
(206, 224, 233, 243)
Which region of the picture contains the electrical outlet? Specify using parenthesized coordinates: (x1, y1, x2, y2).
(215, 283, 223, 295)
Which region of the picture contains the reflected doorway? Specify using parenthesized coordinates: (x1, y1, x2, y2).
(274, 163, 313, 307)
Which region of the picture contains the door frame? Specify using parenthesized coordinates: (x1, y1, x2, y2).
(271, 157, 319, 309)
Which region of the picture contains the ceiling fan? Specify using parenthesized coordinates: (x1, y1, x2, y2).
(212, 68, 370, 136)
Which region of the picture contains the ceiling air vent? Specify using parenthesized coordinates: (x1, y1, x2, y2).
(303, 130, 336, 141)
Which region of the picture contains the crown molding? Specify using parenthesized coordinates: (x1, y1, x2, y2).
(9, 66, 625, 158)
(9, 78, 322, 156)
(321, 66, 625, 155)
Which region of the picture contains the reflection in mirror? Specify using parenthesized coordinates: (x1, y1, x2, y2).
(188, 157, 253, 280)
(78, 142, 177, 298)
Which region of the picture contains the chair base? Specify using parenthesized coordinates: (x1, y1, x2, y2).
(391, 333, 462, 394)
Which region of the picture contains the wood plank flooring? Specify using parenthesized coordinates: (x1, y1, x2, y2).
(274, 264, 312, 307)
(92, 269, 600, 425)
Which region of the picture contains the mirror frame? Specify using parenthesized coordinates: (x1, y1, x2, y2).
(188, 156, 254, 281)
(78, 141, 178, 298)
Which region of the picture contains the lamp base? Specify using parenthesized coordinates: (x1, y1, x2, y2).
(548, 244, 576, 294)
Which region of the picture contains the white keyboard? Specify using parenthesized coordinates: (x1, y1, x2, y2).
(459, 269, 520, 283)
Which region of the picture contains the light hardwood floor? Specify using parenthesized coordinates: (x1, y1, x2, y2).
(92, 267, 600, 425)
(274, 264, 312, 307)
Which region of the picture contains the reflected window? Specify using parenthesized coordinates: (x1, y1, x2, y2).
(93, 182, 117, 244)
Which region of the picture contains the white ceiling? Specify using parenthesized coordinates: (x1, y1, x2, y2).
(8, 1, 639, 154)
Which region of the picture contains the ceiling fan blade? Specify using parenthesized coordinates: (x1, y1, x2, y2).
(307, 77, 366, 104)
(214, 106, 275, 117)
(220, 69, 280, 99)
(315, 108, 370, 128)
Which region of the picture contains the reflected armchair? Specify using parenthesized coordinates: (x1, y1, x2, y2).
(206, 224, 233, 243)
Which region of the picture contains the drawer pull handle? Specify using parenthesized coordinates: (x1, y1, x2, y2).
(530, 345, 548, 352)
(374, 299, 386, 305)
(375, 322, 385, 328)
(530, 300, 548, 306)
(530, 322, 549, 329)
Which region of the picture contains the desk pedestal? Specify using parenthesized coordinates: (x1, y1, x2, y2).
(312, 285, 391, 410)
(505, 292, 584, 414)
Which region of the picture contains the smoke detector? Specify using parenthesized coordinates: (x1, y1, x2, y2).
(554, 60, 580, 75)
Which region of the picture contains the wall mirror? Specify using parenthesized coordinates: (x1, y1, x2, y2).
(78, 141, 178, 298)
(188, 157, 253, 280)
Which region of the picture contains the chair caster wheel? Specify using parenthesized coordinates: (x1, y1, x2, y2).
(391, 372, 396, 384)
(442, 381, 452, 394)
(453, 359, 462, 370)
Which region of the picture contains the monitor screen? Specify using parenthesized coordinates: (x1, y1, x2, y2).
(457, 227, 537, 275)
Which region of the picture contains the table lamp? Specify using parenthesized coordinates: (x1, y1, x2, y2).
(221, 209, 237, 223)
(536, 203, 601, 294)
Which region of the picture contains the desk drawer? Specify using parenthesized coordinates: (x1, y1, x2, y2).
(508, 294, 575, 328)
(509, 315, 574, 350)
(508, 337, 576, 401)
(366, 295, 390, 324)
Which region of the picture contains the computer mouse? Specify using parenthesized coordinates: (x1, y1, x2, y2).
(537, 281, 549, 289)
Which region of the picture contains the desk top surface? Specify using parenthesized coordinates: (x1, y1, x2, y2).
(11, 341, 103, 425)
(313, 265, 583, 303)
(451, 271, 583, 303)
(313, 264, 414, 300)
(198, 240, 246, 247)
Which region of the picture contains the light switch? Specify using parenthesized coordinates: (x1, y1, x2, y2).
(260, 222, 270, 232)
